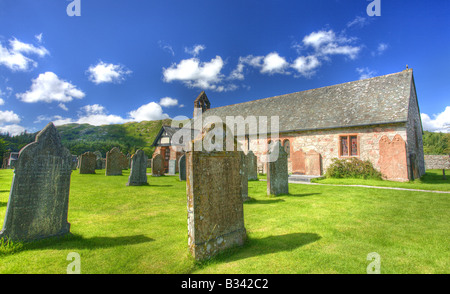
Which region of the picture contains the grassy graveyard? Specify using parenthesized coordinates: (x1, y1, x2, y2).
(0, 168, 449, 274)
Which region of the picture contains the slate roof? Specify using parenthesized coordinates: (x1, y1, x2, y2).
(202, 69, 414, 134)
(151, 125, 200, 147)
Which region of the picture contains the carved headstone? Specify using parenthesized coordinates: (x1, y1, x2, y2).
(0, 123, 72, 241)
(247, 151, 258, 181)
(79, 152, 96, 174)
(187, 124, 246, 260)
(127, 150, 148, 186)
(178, 154, 186, 181)
(106, 147, 123, 176)
(168, 159, 176, 175)
(151, 154, 164, 176)
(267, 141, 289, 196)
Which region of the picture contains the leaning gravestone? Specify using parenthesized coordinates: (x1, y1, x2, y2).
(187, 124, 246, 260)
(106, 147, 123, 176)
(127, 150, 148, 186)
(178, 154, 186, 181)
(79, 152, 96, 174)
(168, 159, 176, 175)
(151, 154, 164, 176)
(247, 151, 258, 181)
(267, 141, 289, 196)
(0, 123, 72, 242)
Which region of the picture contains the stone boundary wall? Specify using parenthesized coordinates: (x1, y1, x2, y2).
(424, 155, 450, 170)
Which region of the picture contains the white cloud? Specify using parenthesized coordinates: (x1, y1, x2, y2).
(35, 33, 43, 43)
(159, 97, 179, 107)
(292, 55, 321, 77)
(129, 102, 170, 122)
(347, 16, 371, 28)
(0, 110, 21, 124)
(16, 72, 85, 103)
(372, 43, 389, 56)
(185, 44, 206, 57)
(87, 61, 132, 84)
(58, 103, 69, 111)
(421, 107, 450, 133)
(0, 98, 4, 105)
(302, 30, 361, 59)
(0, 37, 49, 71)
(356, 67, 376, 80)
(261, 52, 289, 74)
(163, 56, 227, 91)
(158, 41, 175, 56)
(0, 124, 26, 136)
(51, 101, 170, 127)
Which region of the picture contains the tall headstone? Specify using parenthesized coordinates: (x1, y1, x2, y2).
(0, 123, 72, 242)
(79, 151, 96, 174)
(267, 141, 289, 196)
(247, 151, 258, 181)
(106, 147, 123, 176)
(187, 124, 246, 260)
(151, 154, 164, 176)
(127, 150, 148, 186)
(178, 154, 186, 181)
(168, 159, 176, 175)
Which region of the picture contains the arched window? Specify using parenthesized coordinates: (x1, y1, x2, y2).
(283, 139, 290, 158)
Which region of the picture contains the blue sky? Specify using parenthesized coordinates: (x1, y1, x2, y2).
(0, 0, 449, 135)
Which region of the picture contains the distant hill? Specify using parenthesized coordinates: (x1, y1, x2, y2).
(0, 119, 172, 161)
(56, 119, 172, 156)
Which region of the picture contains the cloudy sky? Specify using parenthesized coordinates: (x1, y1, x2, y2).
(0, 0, 449, 135)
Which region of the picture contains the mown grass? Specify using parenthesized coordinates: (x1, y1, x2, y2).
(0, 168, 449, 274)
(311, 169, 450, 191)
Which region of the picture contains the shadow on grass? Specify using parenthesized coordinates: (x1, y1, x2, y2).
(287, 193, 321, 198)
(417, 171, 450, 184)
(21, 233, 154, 252)
(0, 201, 7, 208)
(244, 198, 285, 204)
(0, 190, 10, 193)
(148, 184, 173, 187)
(197, 232, 321, 267)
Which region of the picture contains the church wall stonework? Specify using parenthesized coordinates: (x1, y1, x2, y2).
(244, 123, 409, 181)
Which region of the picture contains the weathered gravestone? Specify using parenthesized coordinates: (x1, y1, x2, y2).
(93, 151, 103, 170)
(0, 123, 72, 242)
(186, 124, 246, 260)
(127, 150, 148, 186)
(247, 151, 258, 181)
(241, 152, 249, 201)
(119, 152, 129, 170)
(71, 155, 78, 170)
(168, 159, 176, 175)
(151, 154, 164, 176)
(267, 141, 289, 196)
(106, 147, 123, 176)
(178, 154, 186, 181)
(79, 152, 96, 174)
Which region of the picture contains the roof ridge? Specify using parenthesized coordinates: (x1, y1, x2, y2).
(205, 69, 411, 111)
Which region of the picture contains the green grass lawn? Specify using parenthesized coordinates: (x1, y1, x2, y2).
(311, 169, 450, 191)
(0, 168, 449, 274)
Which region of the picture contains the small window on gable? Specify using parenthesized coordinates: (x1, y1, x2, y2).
(340, 135, 358, 157)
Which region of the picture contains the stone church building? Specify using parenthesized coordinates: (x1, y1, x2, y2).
(153, 68, 425, 182)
